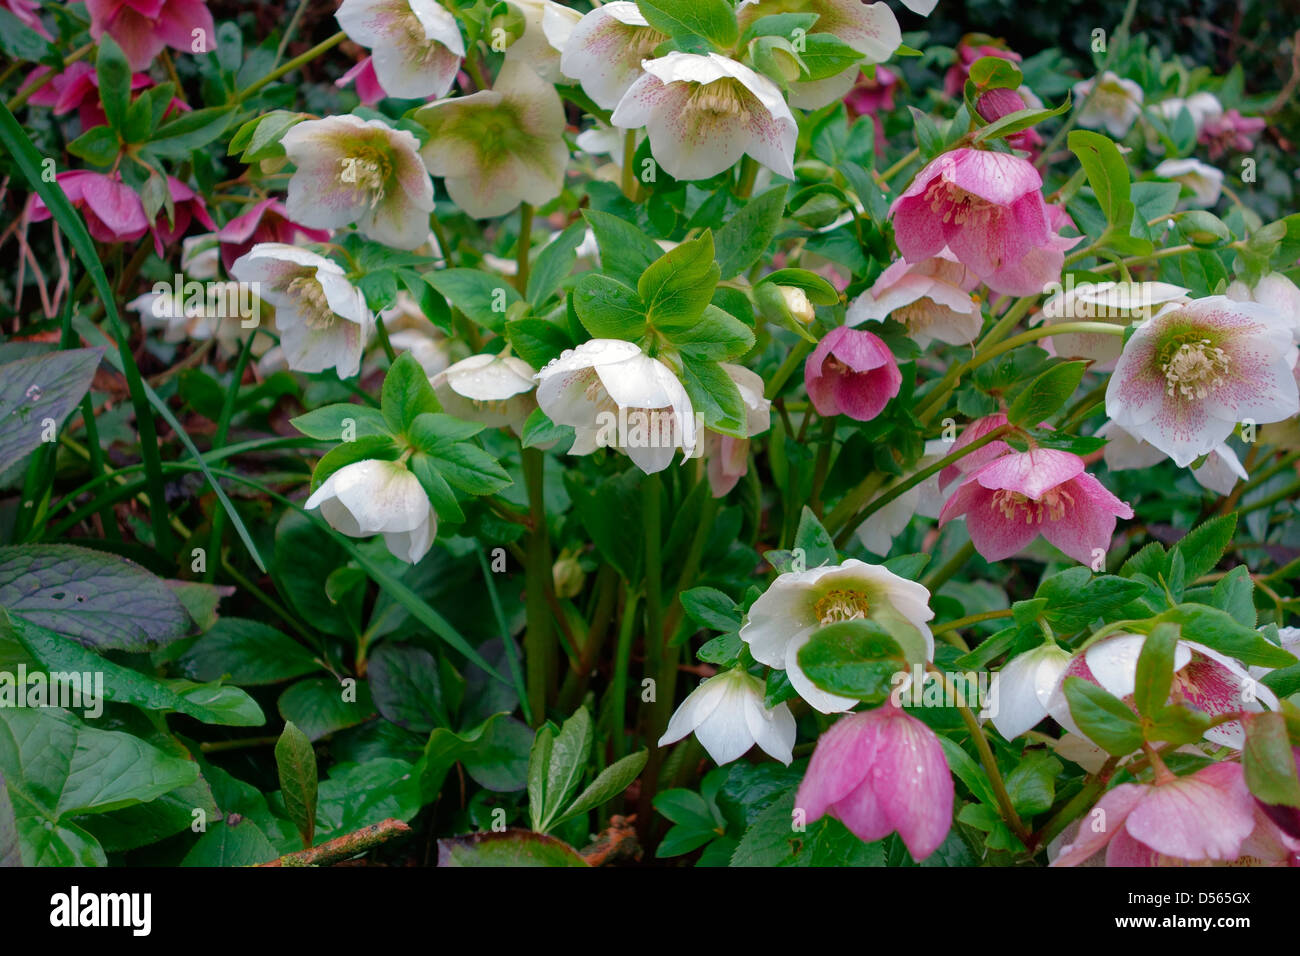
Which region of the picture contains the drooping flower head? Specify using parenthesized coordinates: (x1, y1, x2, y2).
(804, 325, 902, 422)
(797, 703, 953, 860)
(305, 459, 435, 563)
(889, 147, 1055, 295)
(939, 448, 1134, 564)
(416, 59, 568, 219)
(853, 440, 948, 555)
(1052, 763, 1258, 866)
(1199, 109, 1266, 159)
(1155, 158, 1224, 208)
(1098, 420, 1249, 497)
(848, 250, 982, 348)
(150, 176, 216, 255)
(739, 559, 935, 714)
(658, 668, 795, 766)
(704, 363, 771, 498)
(988, 642, 1073, 741)
(611, 52, 797, 181)
(281, 114, 434, 250)
(558, 1, 668, 110)
(85, 0, 217, 71)
(230, 243, 371, 378)
(431, 353, 538, 433)
(1227, 273, 1300, 344)
(535, 339, 698, 474)
(335, 0, 464, 99)
(29, 171, 149, 244)
(1105, 296, 1299, 467)
(1073, 70, 1144, 138)
(937, 412, 1013, 491)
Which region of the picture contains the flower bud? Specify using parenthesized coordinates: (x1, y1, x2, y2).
(778, 285, 815, 324)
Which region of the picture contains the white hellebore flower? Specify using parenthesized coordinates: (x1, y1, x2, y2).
(231, 243, 371, 378)
(1153, 91, 1223, 134)
(335, 0, 465, 99)
(1097, 420, 1249, 496)
(658, 668, 795, 766)
(737, 0, 902, 109)
(739, 558, 935, 714)
(280, 114, 435, 250)
(415, 58, 568, 219)
(369, 291, 450, 378)
(305, 459, 436, 563)
(505, 0, 581, 84)
(848, 250, 983, 349)
(536, 339, 698, 474)
(1105, 295, 1299, 467)
(559, 2, 668, 110)
(1227, 272, 1300, 343)
(853, 440, 947, 555)
(1038, 280, 1190, 370)
(431, 353, 538, 432)
(611, 52, 797, 181)
(1155, 157, 1224, 208)
(988, 642, 1072, 741)
(1073, 70, 1144, 138)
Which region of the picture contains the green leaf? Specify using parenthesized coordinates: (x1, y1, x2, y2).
(679, 587, 742, 632)
(639, 232, 720, 327)
(0, 348, 102, 470)
(423, 436, 511, 495)
(1155, 605, 1296, 668)
(527, 221, 586, 305)
(582, 210, 663, 286)
(505, 317, 573, 370)
(67, 125, 120, 166)
(290, 403, 390, 441)
(419, 712, 520, 802)
(278, 677, 376, 741)
(409, 453, 464, 523)
(0, 544, 189, 652)
(0, 8, 51, 61)
(793, 506, 837, 568)
(759, 268, 840, 305)
(368, 641, 449, 732)
(1035, 568, 1146, 633)
(5, 610, 265, 726)
(661, 304, 755, 361)
(539, 708, 593, 832)
(972, 96, 1071, 144)
(381, 351, 441, 435)
(572, 273, 646, 339)
(554, 750, 647, 826)
(679, 355, 747, 437)
(1068, 129, 1131, 227)
(1174, 514, 1237, 583)
(968, 56, 1023, 90)
(96, 35, 132, 135)
(427, 270, 522, 334)
(637, 0, 738, 47)
(275, 721, 318, 849)
(1133, 623, 1178, 719)
(1063, 676, 1143, 755)
(797, 619, 905, 703)
(715, 185, 788, 279)
(310, 434, 402, 491)
(1004, 751, 1061, 816)
(147, 106, 234, 158)
(1007, 360, 1087, 427)
(798, 33, 865, 80)
(437, 829, 588, 866)
(1244, 712, 1300, 808)
(520, 407, 574, 451)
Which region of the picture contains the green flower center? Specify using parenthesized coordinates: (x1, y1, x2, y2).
(814, 588, 871, 625)
(1160, 337, 1229, 399)
(991, 487, 1074, 524)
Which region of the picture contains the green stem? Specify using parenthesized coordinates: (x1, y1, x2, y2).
(764, 340, 814, 400)
(736, 156, 759, 198)
(515, 202, 533, 295)
(610, 587, 641, 760)
(521, 446, 555, 726)
(237, 32, 345, 103)
(879, 147, 919, 184)
(621, 129, 639, 201)
(809, 417, 836, 516)
(204, 331, 257, 581)
(922, 541, 979, 595)
(6, 42, 94, 111)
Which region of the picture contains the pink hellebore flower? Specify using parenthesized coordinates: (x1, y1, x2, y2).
(30, 170, 149, 243)
(336, 58, 389, 106)
(845, 65, 898, 118)
(215, 198, 330, 275)
(804, 325, 901, 422)
(334, 0, 464, 100)
(1199, 109, 1266, 160)
(704, 363, 770, 497)
(1052, 763, 1258, 866)
(889, 147, 1056, 296)
(5, 0, 51, 37)
(938, 447, 1133, 564)
(937, 412, 1012, 490)
(796, 703, 954, 860)
(150, 176, 216, 255)
(1047, 632, 1281, 750)
(847, 249, 982, 348)
(975, 86, 1043, 155)
(86, 0, 217, 72)
(1105, 296, 1300, 467)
